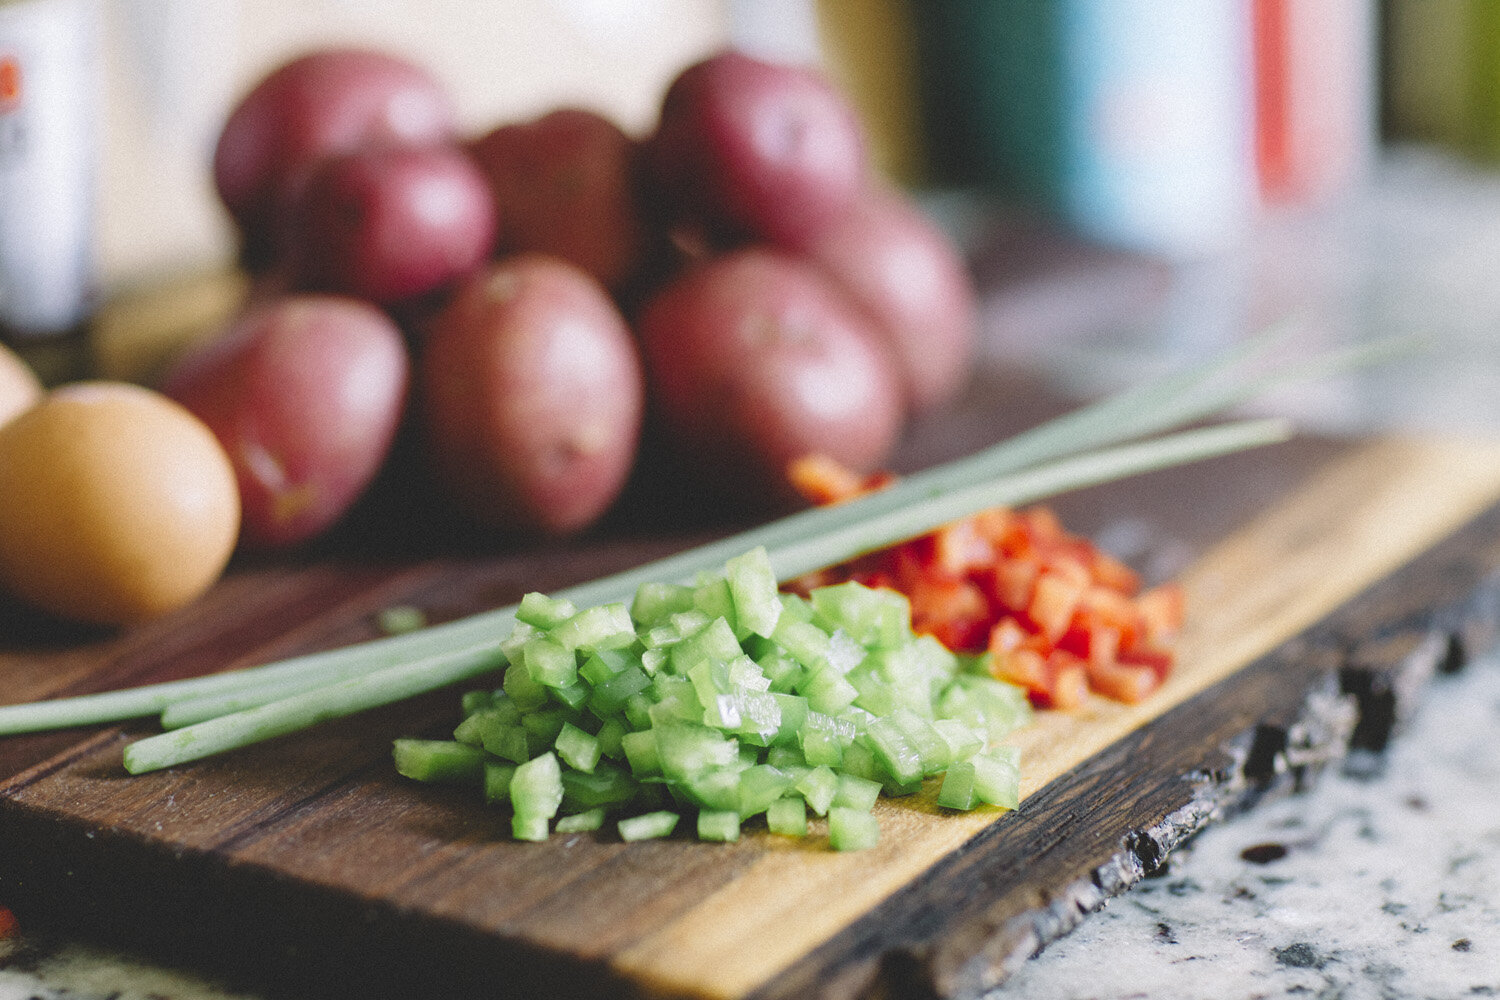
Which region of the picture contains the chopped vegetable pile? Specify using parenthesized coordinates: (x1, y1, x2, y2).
(394, 546, 1029, 849)
(788, 458, 1184, 709)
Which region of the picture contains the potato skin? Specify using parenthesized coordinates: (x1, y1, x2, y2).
(468, 108, 646, 293)
(161, 295, 410, 550)
(420, 255, 644, 536)
(213, 48, 457, 268)
(0, 382, 240, 626)
(795, 188, 977, 414)
(643, 50, 868, 248)
(286, 144, 497, 305)
(635, 248, 903, 505)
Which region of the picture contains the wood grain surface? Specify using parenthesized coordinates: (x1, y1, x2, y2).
(4, 363, 1500, 1000)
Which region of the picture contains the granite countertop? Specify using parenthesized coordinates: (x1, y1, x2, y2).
(1001, 654, 1500, 1000)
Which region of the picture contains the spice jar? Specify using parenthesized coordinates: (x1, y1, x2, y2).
(0, 0, 98, 382)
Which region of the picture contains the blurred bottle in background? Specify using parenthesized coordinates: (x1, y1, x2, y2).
(0, 0, 99, 381)
(914, 0, 1256, 259)
(1254, 0, 1376, 208)
(1383, 0, 1500, 164)
(909, 0, 1376, 259)
(813, 0, 928, 187)
(1382, 0, 1469, 148)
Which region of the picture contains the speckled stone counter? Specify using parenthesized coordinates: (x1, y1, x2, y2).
(998, 656, 1500, 1000)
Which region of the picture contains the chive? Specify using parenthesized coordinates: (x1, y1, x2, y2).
(119, 645, 508, 774)
(759, 419, 1291, 586)
(0, 636, 513, 739)
(159, 672, 357, 729)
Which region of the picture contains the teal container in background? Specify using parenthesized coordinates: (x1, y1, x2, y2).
(914, 0, 1255, 259)
(914, 1, 1066, 201)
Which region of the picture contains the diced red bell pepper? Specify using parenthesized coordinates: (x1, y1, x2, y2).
(1083, 657, 1162, 703)
(1119, 643, 1175, 681)
(785, 454, 894, 506)
(1136, 584, 1185, 643)
(1039, 650, 1090, 709)
(988, 556, 1039, 613)
(990, 646, 1049, 692)
(1028, 570, 1086, 644)
(1023, 506, 1065, 544)
(909, 575, 991, 651)
(1088, 550, 1142, 594)
(931, 518, 994, 579)
(787, 455, 1184, 710)
(1059, 620, 1123, 668)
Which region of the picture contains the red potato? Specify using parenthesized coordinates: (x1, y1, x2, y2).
(160, 295, 410, 550)
(635, 248, 903, 505)
(214, 48, 458, 268)
(468, 108, 647, 292)
(643, 50, 868, 248)
(0, 342, 42, 428)
(285, 144, 497, 305)
(420, 255, 644, 536)
(795, 188, 978, 413)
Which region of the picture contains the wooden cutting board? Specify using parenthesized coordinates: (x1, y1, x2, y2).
(5, 361, 1500, 1000)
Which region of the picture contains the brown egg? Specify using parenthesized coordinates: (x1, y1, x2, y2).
(0, 342, 42, 428)
(0, 381, 241, 626)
